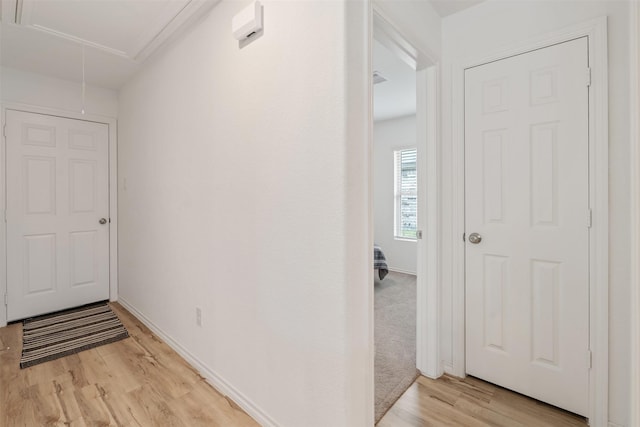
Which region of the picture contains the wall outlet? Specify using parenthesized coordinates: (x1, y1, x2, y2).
(196, 307, 202, 327)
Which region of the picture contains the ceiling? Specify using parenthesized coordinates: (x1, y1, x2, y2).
(373, 39, 416, 122)
(0, 0, 220, 89)
(0, 0, 484, 92)
(429, 0, 485, 17)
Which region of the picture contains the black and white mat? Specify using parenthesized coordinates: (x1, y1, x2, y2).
(20, 301, 129, 369)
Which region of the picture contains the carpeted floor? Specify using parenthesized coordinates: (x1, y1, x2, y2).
(374, 271, 419, 423)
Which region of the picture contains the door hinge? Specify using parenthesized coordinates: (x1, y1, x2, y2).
(586, 67, 592, 87)
(587, 350, 592, 369)
(4, 293, 7, 306)
(587, 208, 592, 228)
(416, 230, 423, 239)
(462, 232, 466, 242)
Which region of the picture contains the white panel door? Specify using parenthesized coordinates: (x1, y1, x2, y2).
(464, 38, 589, 416)
(6, 110, 109, 321)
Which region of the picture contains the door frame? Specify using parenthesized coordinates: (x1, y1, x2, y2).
(629, 1, 640, 425)
(0, 103, 118, 327)
(371, 6, 443, 378)
(450, 17, 609, 425)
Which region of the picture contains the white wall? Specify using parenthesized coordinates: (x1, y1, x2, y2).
(117, 1, 371, 426)
(374, 115, 417, 274)
(1, 66, 118, 118)
(440, 1, 631, 425)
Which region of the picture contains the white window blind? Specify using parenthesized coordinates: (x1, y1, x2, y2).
(394, 148, 417, 240)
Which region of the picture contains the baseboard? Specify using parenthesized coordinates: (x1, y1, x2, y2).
(118, 298, 279, 427)
(608, 422, 624, 427)
(387, 267, 417, 275)
(442, 363, 455, 376)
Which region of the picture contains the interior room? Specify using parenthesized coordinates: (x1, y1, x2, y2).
(0, 0, 638, 426)
(372, 37, 418, 422)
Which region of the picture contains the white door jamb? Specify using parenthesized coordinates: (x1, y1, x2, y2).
(416, 64, 442, 378)
(629, 1, 640, 426)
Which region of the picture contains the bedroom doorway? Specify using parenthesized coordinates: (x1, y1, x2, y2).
(372, 36, 418, 422)
(372, 9, 440, 423)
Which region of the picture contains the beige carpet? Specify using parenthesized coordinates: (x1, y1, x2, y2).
(374, 271, 419, 423)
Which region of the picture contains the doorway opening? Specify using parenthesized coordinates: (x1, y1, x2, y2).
(372, 37, 418, 422)
(371, 9, 440, 423)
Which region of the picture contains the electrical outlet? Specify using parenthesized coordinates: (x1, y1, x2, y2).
(196, 307, 202, 327)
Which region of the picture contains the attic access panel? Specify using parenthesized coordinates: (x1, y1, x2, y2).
(4, 0, 209, 61)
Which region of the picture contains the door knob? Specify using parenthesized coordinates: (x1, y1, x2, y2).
(99, 218, 108, 225)
(468, 232, 482, 244)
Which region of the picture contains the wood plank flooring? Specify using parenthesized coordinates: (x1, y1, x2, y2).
(377, 374, 588, 427)
(1, 302, 589, 426)
(0, 303, 259, 427)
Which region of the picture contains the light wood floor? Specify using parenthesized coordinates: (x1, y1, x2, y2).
(0, 303, 589, 427)
(377, 374, 587, 427)
(0, 303, 259, 427)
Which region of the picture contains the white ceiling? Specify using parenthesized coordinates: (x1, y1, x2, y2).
(0, 0, 484, 92)
(0, 0, 219, 89)
(429, 0, 485, 17)
(373, 39, 416, 122)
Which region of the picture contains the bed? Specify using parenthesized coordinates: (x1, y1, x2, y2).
(374, 244, 389, 280)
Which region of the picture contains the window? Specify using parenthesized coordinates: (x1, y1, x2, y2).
(394, 148, 417, 240)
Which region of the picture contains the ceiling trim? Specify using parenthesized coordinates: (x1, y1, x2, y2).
(373, 12, 417, 71)
(134, 0, 218, 62)
(3, 0, 221, 64)
(28, 24, 129, 58)
(373, 8, 438, 71)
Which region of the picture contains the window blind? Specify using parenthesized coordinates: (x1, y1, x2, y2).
(394, 148, 417, 240)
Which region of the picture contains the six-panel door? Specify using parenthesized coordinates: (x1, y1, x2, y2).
(464, 37, 590, 416)
(6, 110, 109, 321)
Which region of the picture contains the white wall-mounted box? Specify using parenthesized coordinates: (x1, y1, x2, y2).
(232, 1, 263, 40)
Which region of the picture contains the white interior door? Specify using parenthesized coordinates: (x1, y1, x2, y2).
(6, 110, 110, 321)
(464, 38, 590, 416)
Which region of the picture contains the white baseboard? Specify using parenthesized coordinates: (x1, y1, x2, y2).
(118, 298, 278, 427)
(608, 422, 624, 427)
(387, 267, 417, 275)
(442, 363, 456, 376)
(418, 368, 442, 380)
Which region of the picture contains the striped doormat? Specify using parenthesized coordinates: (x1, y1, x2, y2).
(21, 301, 129, 369)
